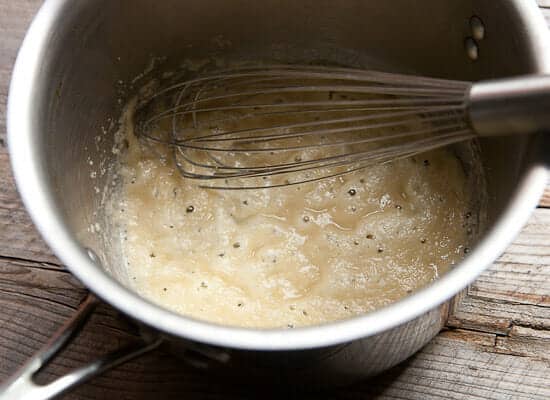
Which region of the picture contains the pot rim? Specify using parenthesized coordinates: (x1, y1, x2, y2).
(8, 0, 550, 351)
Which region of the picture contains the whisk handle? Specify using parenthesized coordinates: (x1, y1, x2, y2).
(468, 74, 550, 137)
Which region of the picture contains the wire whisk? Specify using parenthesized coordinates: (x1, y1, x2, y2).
(134, 64, 549, 189)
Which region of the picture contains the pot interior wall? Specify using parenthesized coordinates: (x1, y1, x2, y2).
(34, 0, 542, 278)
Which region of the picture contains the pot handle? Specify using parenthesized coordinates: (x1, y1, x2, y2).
(0, 293, 162, 400)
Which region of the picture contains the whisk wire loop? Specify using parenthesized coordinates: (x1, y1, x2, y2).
(134, 65, 473, 189)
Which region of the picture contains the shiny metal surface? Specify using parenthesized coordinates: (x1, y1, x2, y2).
(0, 295, 161, 400)
(5, 0, 550, 397)
(131, 63, 549, 189)
(470, 16, 486, 41)
(470, 75, 550, 136)
(134, 65, 475, 189)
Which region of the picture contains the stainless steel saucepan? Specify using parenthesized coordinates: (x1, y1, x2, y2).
(3, 1, 550, 398)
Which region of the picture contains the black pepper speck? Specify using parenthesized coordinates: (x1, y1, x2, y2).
(186, 205, 195, 213)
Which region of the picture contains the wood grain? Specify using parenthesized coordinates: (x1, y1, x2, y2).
(0, 1, 549, 399)
(0, 1, 57, 264)
(0, 1, 42, 150)
(447, 209, 550, 335)
(1, 256, 549, 400)
(541, 185, 550, 208)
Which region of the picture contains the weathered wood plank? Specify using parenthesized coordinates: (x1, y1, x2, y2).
(0, 1, 58, 263)
(469, 208, 550, 306)
(447, 209, 550, 336)
(541, 185, 550, 208)
(348, 330, 550, 400)
(495, 325, 550, 361)
(448, 293, 550, 334)
(0, 1, 549, 399)
(1, 257, 549, 400)
(0, 153, 59, 264)
(0, 1, 42, 151)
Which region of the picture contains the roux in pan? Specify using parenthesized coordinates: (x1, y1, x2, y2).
(107, 88, 476, 329)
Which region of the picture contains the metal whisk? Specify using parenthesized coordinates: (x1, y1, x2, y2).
(134, 64, 550, 189)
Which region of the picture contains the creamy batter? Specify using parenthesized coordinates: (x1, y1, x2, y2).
(107, 84, 477, 329)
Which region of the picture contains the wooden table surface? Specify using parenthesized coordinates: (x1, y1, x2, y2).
(1, 2, 549, 399)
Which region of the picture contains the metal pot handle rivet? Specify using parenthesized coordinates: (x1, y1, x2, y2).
(470, 15, 485, 41)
